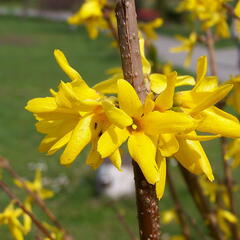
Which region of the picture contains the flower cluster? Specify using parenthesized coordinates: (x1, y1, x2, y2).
(0, 201, 31, 240)
(67, 0, 109, 39)
(177, 0, 230, 38)
(26, 37, 240, 199)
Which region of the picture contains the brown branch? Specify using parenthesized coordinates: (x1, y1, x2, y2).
(0, 157, 73, 240)
(103, 6, 119, 42)
(108, 200, 138, 240)
(0, 180, 54, 240)
(205, 29, 218, 76)
(223, 3, 240, 20)
(179, 165, 224, 240)
(166, 161, 190, 240)
(205, 26, 239, 239)
(220, 138, 240, 240)
(115, 1, 160, 240)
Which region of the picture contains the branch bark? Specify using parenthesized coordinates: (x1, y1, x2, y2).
(0, 180, 54, 240)
(179, 166, 224, 240)
(115, 1, 160, 240)
(166, 162, 190, 240)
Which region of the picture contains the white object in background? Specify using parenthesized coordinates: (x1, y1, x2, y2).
(96, 163, 135, 199)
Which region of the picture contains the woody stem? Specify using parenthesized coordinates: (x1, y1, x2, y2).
(115, 1, 161, 239)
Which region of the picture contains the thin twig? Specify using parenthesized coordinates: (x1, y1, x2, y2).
(223, 3, 240, 20)
(0, 157, 64, 231)
(103, 6, 118, 42)
(108, 200, 138, 240)
(115, 1, 160, 239)
(220, 137, 240, 240)
(179, 165, 224, 240)
(0, 180, 54, 240)
(205, 27, 240, 239)
(166, 161, 191, 240)
(205, 29, 218, 76)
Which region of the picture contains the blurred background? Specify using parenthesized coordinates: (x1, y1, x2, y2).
(0, 0, 229, 239)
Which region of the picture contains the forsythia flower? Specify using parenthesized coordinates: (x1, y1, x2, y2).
(15, 169, 54, 201)
(173, 56, 240, 181)
(177, 0, 230, 38)
(97, 78, 197, 185)
(138, 18, 163, 40)
(235, 1, 240, 17)
(226, 75, 240, 114)
(67, 0, 108, 39)
(225, 139, 240, 168)
(26, 38, 240, 200)
(26, 50, 123, 170)
(0, 202, 27, 240)
(217, 209, 238, 237)
(171, 32, 197, 67)
(161, 209, 178, 224)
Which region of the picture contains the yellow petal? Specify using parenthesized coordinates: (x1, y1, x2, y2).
(47, 131, 72, 155)
(139, 36, 151, 75)
(178, 131, 221, 141)
(197, 107, 240, 138)
(128, 132, 159, 184)
(143, 93, 155, 115)
(195, 56, 207, 85)
(118, 79, 143, 118)
(194, 76, 218, 92)
(98, 125, 129, 158)
(93, 78, 118, 94)
(235, 1, 240, 17)
(156, 154, 166, 199)
(158, 134, 179, 157)
(25, 97, 57, 113)
(109, 149, 122, 171)
(191, 84, 233, 113)
(54, 49, 84, 82)
(9, 225, 24, 240)
(176, 75, 195, 87)
(60, 115, 92, 165)
(102, 100, 133, 128)
(142, 111, 197, 135)
(175, 138, 214, 181)
(149, 74, 167, 94)
(155, 72, 177, 111)
(86, 142, 103, 170)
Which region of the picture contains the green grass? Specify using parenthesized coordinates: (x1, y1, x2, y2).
(0, 15, 226, 240)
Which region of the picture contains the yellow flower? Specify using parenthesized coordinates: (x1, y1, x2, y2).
(0, 202, 26, 240)
(161, 209, 177, 224)
(67, 0, 107, 39)
(177, 0, 230, 38)
(26, 50, 124, 170)
(97, 78, 197, 185)
(43, 222, 64, 240)
(172, 56, 240, 182)
(95, 36, 195, 96)
(138, 18, 163, 40)
(235, 1, 240, 17)
(227, 75, 240, 114)
(15, 169, 54, 201)
(171, 32, 197, 67)
(217, 209, 238, 237)
(225, 139, 240, 168)
(175, 56, 240, 139)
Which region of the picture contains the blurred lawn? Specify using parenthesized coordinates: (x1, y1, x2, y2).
(0, 16, 225, 240)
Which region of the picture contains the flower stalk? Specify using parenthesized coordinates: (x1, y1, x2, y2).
(179, 166, 224, 240)
(0, 180, 54, 240)
(166, 161, 190, 240)
(205, 28, 240, 240)
(115, 1, 160, 239)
